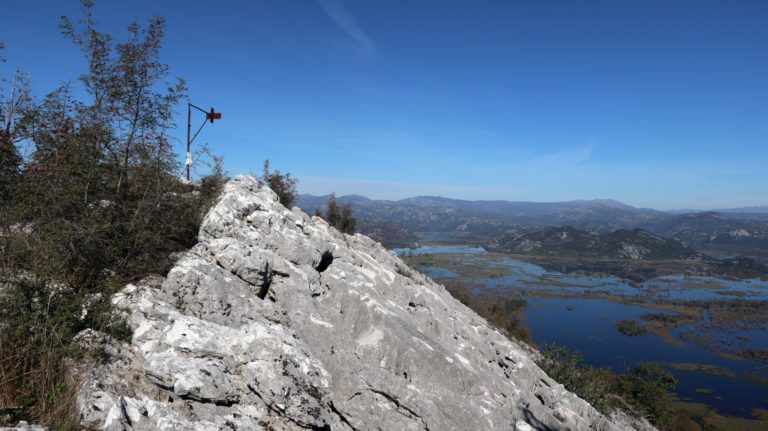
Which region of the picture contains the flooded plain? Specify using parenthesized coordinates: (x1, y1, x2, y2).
(395, 245, 768, 423)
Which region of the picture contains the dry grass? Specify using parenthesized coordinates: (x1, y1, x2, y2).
(0, 343, 80, 429)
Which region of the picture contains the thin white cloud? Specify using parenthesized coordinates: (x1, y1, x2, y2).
(318, 0, 376, 58)
(534, 142, 597, 165)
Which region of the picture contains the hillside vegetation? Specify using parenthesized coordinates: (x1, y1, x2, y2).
(0, 5, 228, 426)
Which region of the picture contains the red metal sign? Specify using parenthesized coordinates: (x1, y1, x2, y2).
(206, 108, 222, 123)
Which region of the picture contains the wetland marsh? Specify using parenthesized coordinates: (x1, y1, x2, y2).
(397, 244, 768, 429)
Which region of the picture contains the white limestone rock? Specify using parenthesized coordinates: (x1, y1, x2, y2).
(76, 175, 654, 431)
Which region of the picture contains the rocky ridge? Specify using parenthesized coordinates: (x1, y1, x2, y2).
(75, 175, 652, 430)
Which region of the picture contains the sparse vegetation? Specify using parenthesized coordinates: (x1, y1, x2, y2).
(437, 280, 531, 342)
(671, 399, 768, 431)
(732, 348, 768, 363)
(325, 194, 341, 227)
(616, 319, 648, 336)
(400, 252, 436, 271)
(261, 159, 298, 208)
(537, 344, 616, 412)
(316, 193, 357, 234)
(538, 344, 678, 427)
(339, 203, 356, 235)
(665, 363, 736, 378)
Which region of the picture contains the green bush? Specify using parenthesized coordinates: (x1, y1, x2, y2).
(261, 159, 298, 208)
(339, 204, 357, 235)
(538, 344, 614, 411)
(618, 363, 678, 424)
(537, 343, 678, 426)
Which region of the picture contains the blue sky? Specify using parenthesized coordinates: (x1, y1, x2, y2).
(1, 1, 766, 209)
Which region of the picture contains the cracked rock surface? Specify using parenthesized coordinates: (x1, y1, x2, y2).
(76, 175, 653, 430)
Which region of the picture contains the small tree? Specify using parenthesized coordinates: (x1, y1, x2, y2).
(0, 70, 34, 205)
(318, 194, 356, 234)
(325, 193, 341, 227)
(199, 155, 228, 209)
(60, 4, 186, 198)
(339, 203, 356, 234)
(261, 159, 297, 207)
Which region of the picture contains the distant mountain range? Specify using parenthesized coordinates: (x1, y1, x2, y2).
(671, 206, 768, 215)
(296, 194, 768, 260)
(298, 195, 669, 233)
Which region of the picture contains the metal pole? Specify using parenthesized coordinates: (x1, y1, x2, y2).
(186, 103, 191, 181)
(185, 102, 221, 181)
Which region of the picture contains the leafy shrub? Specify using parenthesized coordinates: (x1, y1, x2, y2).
(538, 344, 614, 411)
(199, 155, 230, 211)
(261, 159, 297, 208)
(325, 194, 341, 227)
(618, 363, 678, 424)
(339, 204, 356, 234)
(537, 343, 678, 426)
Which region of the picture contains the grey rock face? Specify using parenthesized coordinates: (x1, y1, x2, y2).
(76, 175, 652, 430)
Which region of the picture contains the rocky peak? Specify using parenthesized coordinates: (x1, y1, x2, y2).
(76, 175, 652, 430)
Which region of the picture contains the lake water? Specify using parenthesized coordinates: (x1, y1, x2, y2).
(392, 245, 487, 255)
(395, 245, 768, 419)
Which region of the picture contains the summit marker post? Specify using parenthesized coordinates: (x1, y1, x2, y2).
(186, 102, 222, 181)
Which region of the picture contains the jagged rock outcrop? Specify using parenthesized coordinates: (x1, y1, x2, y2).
(75, 175, 652, 430)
